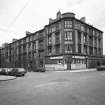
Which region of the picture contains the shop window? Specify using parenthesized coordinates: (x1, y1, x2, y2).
(73, 59, 86, 64)
(65, 58, 67, 64)
(57, 59, 63, 64)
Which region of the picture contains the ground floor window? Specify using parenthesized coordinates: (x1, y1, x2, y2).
(57, 59, 63, 64)
(65, 58, 86, 64)
(72, 59, 86, 64)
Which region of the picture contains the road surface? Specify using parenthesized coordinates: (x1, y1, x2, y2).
(0, 70, 105, 105)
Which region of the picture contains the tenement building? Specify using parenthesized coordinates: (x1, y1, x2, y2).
(0, 11, 104, 70)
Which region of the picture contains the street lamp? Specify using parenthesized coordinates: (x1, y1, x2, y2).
(67, 55, 72, 70)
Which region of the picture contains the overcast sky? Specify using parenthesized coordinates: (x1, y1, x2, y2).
(0, 0, 105, 54)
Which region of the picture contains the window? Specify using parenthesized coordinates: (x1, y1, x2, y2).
(48, 35, 52, 44)
(56, 23, 59, 31)
(81, 24, 85, 32)
(94, 38, 97, 47)
(96, 31, 99, 37)
(57, 59, 63, 64)
(55, 45, 60, 54)
(64, 20, 72, 29)
(98, 48, 101, 55)
(94, 48, 97, 55)
(39, 52, 44, 58)
(52, 26, 56, 32)
(39, 40, 44, 50)
(99, 39, 101, 48)
(89, 28, 93, 35)
(78, 44, 81, 53)
(83, 34, 87, 43)
(48, 47, 52, 55)
(33, 41, 36, 51)
(28, 43, 31, 51)
(84, 45, 87, 54)
(65, 44, 72, 53)
(93, 30, 95, 36)
(49, 27, 52, 33)
(89, 36, 93, 46)
(87, 27, 89, 34)
(89, 47, 93, 55)
(78, 31, 81, 43)
(46, 28, 49, 34)
(30, 36, 33, 41)
(65, 31, 72, 40)
(55, 32, 60, 43)
(26, 37, 29, 42)
(74, 21, 81, 30)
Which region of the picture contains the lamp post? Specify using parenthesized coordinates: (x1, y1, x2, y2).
(86, 56, 88, 68)
(67, 55, 72, 70)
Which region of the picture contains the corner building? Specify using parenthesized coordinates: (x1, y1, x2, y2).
(0, 11, 103, 70)
(44, 11, 103, 70)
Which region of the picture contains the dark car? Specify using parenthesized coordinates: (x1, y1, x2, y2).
(32, 66, 46, 72)
(96, 65, 105, 71)
(7, 68, 14, 75)
(36, 67, 46, 72)
(9, 68, 27, 77)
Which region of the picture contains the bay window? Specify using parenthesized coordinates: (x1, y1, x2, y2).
(64, 20, 72, 29)
(65, 31, 72, 40)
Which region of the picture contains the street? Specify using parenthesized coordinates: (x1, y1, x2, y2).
(0, 70, 105, 105)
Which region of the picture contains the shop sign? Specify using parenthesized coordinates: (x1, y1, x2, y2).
(72, 56, 85, 59)
(50, 56, 63, 59)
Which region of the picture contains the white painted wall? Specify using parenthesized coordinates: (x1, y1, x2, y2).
(71, 64, 86, 70)
(45, 63, 86, 70)
(45, 64, 67, 71)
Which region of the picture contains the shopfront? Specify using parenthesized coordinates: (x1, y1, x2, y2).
(45, 56, 67, 71)
(45, 55, 87, 70)
(71, 56, 86, 69)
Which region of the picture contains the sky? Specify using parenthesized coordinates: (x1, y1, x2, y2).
(0, 0, 105, 54)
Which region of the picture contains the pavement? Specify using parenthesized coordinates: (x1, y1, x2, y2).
(0, 75, 16, 81)
(0, 68, 96, 81)
(56, 68, 97, 72)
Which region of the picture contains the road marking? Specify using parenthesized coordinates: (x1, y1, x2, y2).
(35, 82, 57, 88)
(35, 81, 70, 89)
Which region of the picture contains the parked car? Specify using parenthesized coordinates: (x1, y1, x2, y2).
(9, 68, 27, 77)
(0, 68, 8, 75)
(7, 68, 14, 75)
(96, 65, 105, 71)
(0, 68, 2, 75)
(36, 67, 46, 72)
(32, 66, 46, 72)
